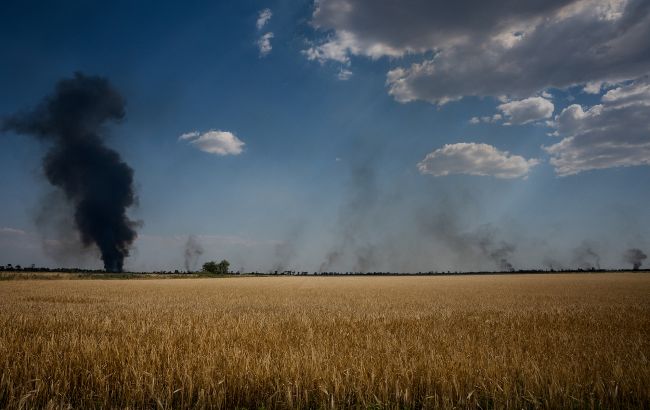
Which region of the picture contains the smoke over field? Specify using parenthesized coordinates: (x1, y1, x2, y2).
(624, 248, 647, 270)
(183, 235, 204, 272)
(572, 241, 601, 270)
(2, 73, 138, 272)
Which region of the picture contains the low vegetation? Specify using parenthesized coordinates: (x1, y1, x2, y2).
(0, 273, 648, 408)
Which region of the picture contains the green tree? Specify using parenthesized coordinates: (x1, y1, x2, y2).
(202, 259, 230, 275)
(217, 259, 230, 274)
(202, 261, 218, 274)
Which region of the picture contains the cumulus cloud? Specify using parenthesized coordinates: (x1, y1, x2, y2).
(417, 143, 539, 179)
(306, 0, 650, 103)
(257, 32, 274, 57)
(498, 97, 554, 125)
(544, 78, 650, 176)
(256, 8, 272, 30)
(179, 130, 245, 156)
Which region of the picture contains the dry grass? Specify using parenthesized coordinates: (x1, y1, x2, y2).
(0, 274, 648, 409)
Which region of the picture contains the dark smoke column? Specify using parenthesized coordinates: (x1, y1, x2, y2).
(2, 73, 138, 272)
(624, 248, 647, 270)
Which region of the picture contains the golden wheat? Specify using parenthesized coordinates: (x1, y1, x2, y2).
(0, 273, 648, 408)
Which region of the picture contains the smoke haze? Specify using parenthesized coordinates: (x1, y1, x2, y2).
(318, 157, 521, 273)
(572, 241, 601, 270)
(319, 164, 380, 272)
(272, 224, 304, 273)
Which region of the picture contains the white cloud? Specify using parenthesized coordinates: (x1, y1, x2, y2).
(256, 8, 272, 30)
(179, 130, 245, 156)
(257, 32, 274, 57)
(306, 0, 650, 102)
(469, 114, 502, 125)
(303, 32, 357, 64)
(303, 30, 406, 64)
(417, 143, 539, 179)
(498, 97, 554, 125)
(544, 79, 650, 176)
(337, 67, 353, 80)
(179, 131, 199, 140)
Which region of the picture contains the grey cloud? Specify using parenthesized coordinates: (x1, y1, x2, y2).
(307, 0, 650, 103)
(498, 97, 554, 125)
(387, 2, 650, 103)
(602, 80, 650, 107)
(311, 0, 574, 58)
(544, 78, 650, 176)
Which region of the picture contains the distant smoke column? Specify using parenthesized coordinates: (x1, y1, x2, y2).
(471, 225, 516, 272)
(572, 242, 601, 270)
(624, 248, 647, 270)
(319, 164, 379, 273)
(1, 73, 138, 272)
(184, 235, 204, 272)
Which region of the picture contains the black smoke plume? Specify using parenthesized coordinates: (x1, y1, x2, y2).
(1, 73, 138, 272)
(184, 235, 204, 272)
(623, 248, 647, 270)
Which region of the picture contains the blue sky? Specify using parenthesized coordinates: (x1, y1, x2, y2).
(1, 0, 649, 272)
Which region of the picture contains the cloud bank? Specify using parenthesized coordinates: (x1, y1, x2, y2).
(306, 0, 650, 177)
(306, 0, 650, 104)
(544, 78, 650, 176)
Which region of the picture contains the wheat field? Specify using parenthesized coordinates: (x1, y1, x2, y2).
(0, 274, 648, 409)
